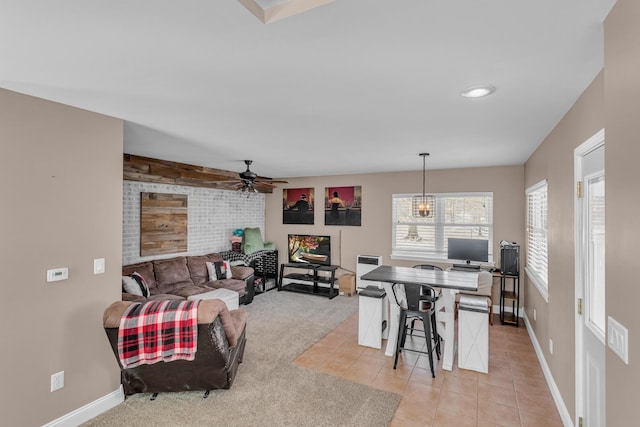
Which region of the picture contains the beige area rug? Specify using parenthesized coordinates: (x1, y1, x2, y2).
(84, 290, 401, 426)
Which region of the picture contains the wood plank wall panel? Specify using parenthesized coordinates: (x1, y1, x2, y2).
(124, 153, 276, 193)
(140, 192, 188, 256)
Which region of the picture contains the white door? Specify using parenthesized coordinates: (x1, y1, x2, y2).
(575, 131, 605, 427)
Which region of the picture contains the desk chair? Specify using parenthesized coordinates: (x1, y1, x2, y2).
(391, 282, 439, 378)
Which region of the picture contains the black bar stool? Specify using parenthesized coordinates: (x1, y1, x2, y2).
(391, 282, 439, 378)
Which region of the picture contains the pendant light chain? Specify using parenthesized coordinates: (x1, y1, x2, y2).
(422, 153, 426, 200)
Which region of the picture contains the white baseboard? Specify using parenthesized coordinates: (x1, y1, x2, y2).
(43, 386, 124, 427)
(522, 311, 573, 427)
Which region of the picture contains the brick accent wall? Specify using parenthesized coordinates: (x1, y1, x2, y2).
(123, 181, 265, 265)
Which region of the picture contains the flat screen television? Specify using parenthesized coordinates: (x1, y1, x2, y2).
(288, 234, 331, 266)
(447, 238, 489, 264)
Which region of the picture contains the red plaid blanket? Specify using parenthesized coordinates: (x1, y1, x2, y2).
(118, 300, 199, 368)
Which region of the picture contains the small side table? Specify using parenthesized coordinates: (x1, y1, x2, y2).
(498, 273, 520, 326)
(253, 250, 279, 294)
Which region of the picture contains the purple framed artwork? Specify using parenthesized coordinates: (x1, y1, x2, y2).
(283, 188, 314, 224)
(324, 186, 361, 226)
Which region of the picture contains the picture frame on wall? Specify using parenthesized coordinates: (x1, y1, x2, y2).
(283, 188, 314, 224)
(324, 186, 361, 226)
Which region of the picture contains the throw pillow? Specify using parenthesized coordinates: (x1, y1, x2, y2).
(223, 260, 232, 279)
(206, 261, 232, 280)
(122, 276, 142, 296)
(131, 272, 150, 297)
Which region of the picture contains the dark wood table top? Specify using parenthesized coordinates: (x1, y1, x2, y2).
(361, 265, 479, 292)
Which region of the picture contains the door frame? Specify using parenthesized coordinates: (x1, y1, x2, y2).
(574, 128, 605, 425)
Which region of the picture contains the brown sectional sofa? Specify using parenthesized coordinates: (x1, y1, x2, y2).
(103, 298, 247, 395)
(122, 253, 255, 304)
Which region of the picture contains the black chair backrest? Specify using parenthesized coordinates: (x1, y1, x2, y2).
(398, 282, 436, 312)
(413, 265, 441, 300)
(404, 284, 423, 311)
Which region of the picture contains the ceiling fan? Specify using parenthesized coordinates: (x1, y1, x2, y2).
(229, 160, 287, 193)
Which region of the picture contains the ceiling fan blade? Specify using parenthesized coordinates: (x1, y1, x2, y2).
(215, 179, 243, 184)
(253, 181, 276, 188)
(255, 178, 288, 184)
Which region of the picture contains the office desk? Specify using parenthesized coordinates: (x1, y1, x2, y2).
(361, 265, 479, 371)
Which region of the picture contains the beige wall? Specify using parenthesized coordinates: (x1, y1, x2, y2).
(265, 165, 525, 304)
(523, 71, 604, 420)
(0, 89, 123, 426)
(523, 1, 640, 424)
(604, 0, 640, 424)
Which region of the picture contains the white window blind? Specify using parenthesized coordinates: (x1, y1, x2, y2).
(392, 192, 493, 261)
(526, 180, 548, 298)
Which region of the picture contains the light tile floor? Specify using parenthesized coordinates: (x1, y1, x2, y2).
(294, 313, 563, 427)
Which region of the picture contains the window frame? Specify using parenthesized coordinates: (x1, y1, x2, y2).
(391, 191, 494, 264)
(525, 179, 549, 302)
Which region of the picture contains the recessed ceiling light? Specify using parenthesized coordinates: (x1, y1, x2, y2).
(461, 85, 496, 98)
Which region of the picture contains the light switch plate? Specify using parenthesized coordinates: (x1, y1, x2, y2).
(51, 371, 64, 392)
(608, 316, 629, 364)
(47, 268, 69, 282)
(94, 258, 105, 275)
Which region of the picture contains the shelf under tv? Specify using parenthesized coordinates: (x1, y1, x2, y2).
(278, 263, 339, 299)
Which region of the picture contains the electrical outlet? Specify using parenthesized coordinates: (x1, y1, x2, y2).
(51, 371, 64, 392)
(549, 339, 554, 355)
(534, 308, 537, 321)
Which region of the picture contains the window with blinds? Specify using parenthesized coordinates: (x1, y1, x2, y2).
(525, 180, 548, 299)
(392, 192, 493, 261)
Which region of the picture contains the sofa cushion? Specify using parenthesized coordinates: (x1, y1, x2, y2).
(122, 292, 145, 302)
(122, 261, 156, 290)
(152, 280, 194, 296)
(207, 253, 223, 263)
(186, 255, 210, 285)
(231, 265, 254, 281)
(153, 257, 193, 288)
(147, 294, 185, 301)
(122, 292, 185, 303)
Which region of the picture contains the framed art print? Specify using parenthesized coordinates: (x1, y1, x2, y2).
(324, 186, 361, 226)
(283, 188, 314, 224)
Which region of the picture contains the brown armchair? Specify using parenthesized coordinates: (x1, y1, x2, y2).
(103, 299, 247, 396)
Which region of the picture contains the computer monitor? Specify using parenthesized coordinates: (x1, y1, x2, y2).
(447, 238, 489, 264)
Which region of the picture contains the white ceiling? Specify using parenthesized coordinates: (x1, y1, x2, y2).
(0, 0, 616, 179)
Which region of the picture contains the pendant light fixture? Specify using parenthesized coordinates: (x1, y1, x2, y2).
(412, 153, 435, 218)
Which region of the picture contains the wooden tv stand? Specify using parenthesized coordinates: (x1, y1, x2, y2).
(278, 263, 339, 299)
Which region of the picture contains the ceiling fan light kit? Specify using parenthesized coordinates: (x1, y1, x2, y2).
(239, 0, 335, 24)
(232, 160, 288, 193)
